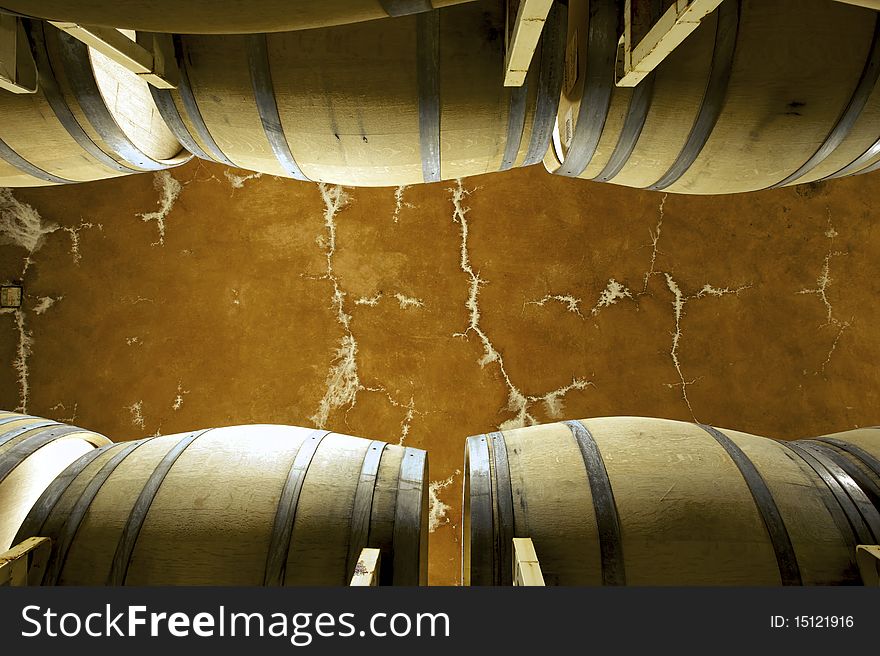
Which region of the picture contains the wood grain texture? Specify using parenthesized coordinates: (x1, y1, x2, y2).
(0, 411, 109, 552)
(163, 0, 559, 186)
(0, 21, 187, 187)
(0, 1, 478, 34)
(8, 423, 428, 586)
(465, 417, 878, 585)
(547, 0, 880, 194)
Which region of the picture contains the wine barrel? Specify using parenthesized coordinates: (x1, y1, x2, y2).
(0, 411, 110, 552)
(0, 21, 189, 188)
(14, 425, 429, 586)
(148, 0, 565, 186)
(0, 1, 479, 34)
(797, 428, 880, 510)
(464, 417, 880, 586)
(545, 0, 880, 195)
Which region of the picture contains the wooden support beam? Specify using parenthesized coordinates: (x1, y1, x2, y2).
(0, 537, 51, 587)
(349, 548, 381, 587)
(0, 14, 37, 94)
(618, 0, 724, 88)
(504, 0, 554, 87)
(48, 21, 177, 89)
(513, 538, 545, 586)
(857, 545, 880, 586)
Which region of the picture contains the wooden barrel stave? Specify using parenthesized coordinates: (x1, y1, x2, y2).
(465, 417, 877, 586)
(673, 1, 875, 194)
(726, 428, 859, 585)
(547, 0, 880, 195)
(0, 21, 188, 188)
(0, 412, 110, 552)
(0, 1, 479, 35)
(15, 424, 428, 586)
(152, 0, 564, 187)
(807, 429, 880, 509)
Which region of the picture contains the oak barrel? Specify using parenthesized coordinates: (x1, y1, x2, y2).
(14, 424, 429, 586)
(0, 1, 478, 34)
(464, 417, 880, 585)
(0, 411, 110, 552)
(148, 0, 565, 186)
(0, 21, 189, 188)
(797, 428, 880, 511)
(545, 0, 880, 194)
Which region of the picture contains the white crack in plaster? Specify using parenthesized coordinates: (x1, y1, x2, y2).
(0, 188, 58, 253)
(629, 195, 751, 417)
(310, 184, 361, 429)
(125, 336, 142, 346)
(126, 401, 146, 429)
(450, 179, 591, 430)
(526, 294, 584, 317)
(664, 274, 751, 417)
(641, 193, 667, 294)
(308, 185, 428, 429)
(224, 170, 263, 189)
(394, 293, 424, 309)
(355, 293, 382, 307)
(138, 171, 182, 246)
(393, 185, 413, 223)
(354, 292, 425, 309)
(122, 295, 154, 305)
(362, 385, 420, 446)
(172, 382, 188, 411)
(591, 279, 633, 316)
(33, 296, 62, 315)
(429, 469, 461, 532)
(61, 220, 102, 265)
(50, 402, 77, 423)
(0, 190, 61, 412)
(2, 308, 32, 413)
(797, 211, 852, 374)
(390, 393, 417, 445)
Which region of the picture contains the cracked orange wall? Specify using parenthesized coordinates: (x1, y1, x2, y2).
(1, 162, 879, 585)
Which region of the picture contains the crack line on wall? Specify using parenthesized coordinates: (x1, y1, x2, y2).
(664, 275, 750, 417)
(429, 469, 461, 533)
(138, 171, 182, 246)
(126, 400, 145, 429)
(525, 294, 584, 317)
(393, 185, 413, 223)
(641, 193, 667, 294)
(310, 184, 359, 429)
(172, 382, 189, 411)
(49, 401, 77, 423)
(309, 185, 426, 436)
(797, 211, 853, 374)
(450, 179, 591, 430)
(224, 170, 263, 190)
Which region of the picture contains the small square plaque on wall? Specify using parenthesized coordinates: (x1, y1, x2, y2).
(0, 284, 23, 308)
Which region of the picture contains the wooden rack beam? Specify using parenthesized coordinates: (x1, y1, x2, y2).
(857, 545, 880, 586)
(349, 547, 382, 586)
(504, 0, 554, 87)
(513, 538, 546, 586)
(618, 0, 723, 88)
(0, 14, 36, 94)
(0, 537, 51, 586)
(48, 21, 178, 89)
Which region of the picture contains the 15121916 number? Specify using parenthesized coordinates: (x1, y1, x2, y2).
(795, 616, 854, 628)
